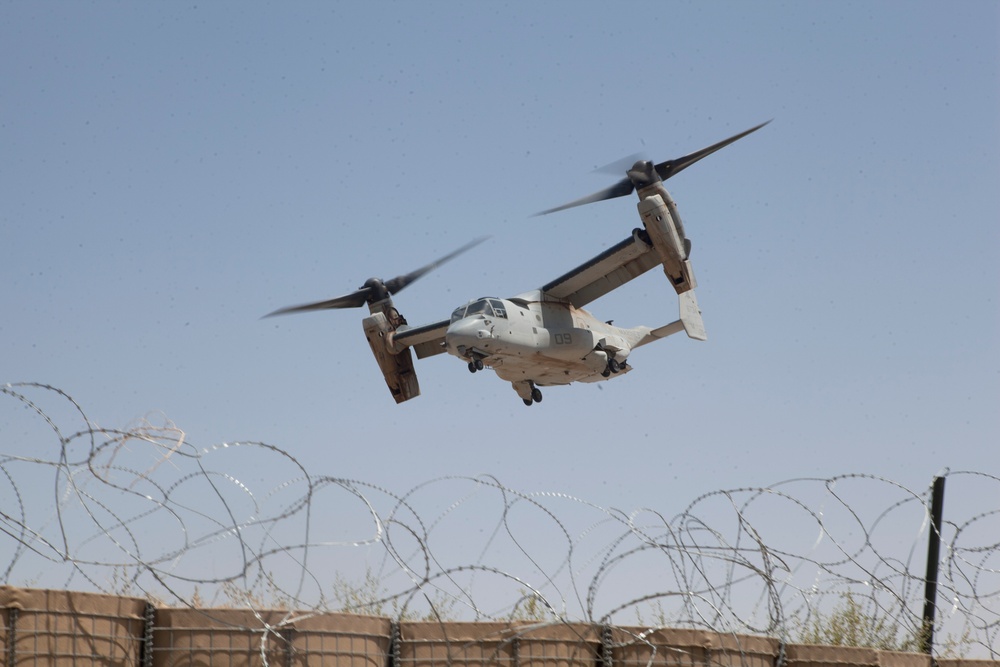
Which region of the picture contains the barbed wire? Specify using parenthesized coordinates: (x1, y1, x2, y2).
(2, 382, 997, 657)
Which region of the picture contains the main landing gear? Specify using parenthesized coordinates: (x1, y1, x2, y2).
(522, 385, 543, 407)
(467, 358, 484, 373)
(601, 357, 626, 377)
(512, 380, 543, 406)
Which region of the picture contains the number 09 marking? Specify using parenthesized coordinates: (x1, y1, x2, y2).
(554, 333, 573, 345)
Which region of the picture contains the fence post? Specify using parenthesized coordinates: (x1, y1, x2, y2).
(600, 625, 612, 667)
(140, 601, 155, 667)
(281, 627, 295, 667)
(5, 607, 17, 667)
(388, 620, 400, 667)
(921, 475, 946, 656)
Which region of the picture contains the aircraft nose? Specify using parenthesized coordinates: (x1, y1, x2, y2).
(446, 318, 491, 354)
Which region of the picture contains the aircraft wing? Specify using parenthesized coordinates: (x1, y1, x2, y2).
(393, 319, 449, 359)
(540, 231, 660, 307)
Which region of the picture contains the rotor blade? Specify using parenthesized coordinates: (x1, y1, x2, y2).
(534, 178, 635, 216)
(593, 152, 647, 175)
(654, 120, 771, 182)
(383, 236, 489, 295)
(263, 289, 371, 317)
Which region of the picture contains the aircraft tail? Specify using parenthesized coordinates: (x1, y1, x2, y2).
(633, 290, 706, 348)
(677, 290, 706, 341)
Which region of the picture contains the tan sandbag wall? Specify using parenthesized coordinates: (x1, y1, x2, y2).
(151, 607, 391, 667)
(400, 622, 602, 667)
(612, 627, 780, 667)
(1, 587, 996, 667)
(0, 586, 147, 666)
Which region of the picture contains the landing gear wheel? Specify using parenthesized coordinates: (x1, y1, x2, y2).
(523, 398, 533, 407)
(468, 361, 477, 373)
(608, 358, 621, 373)
(474, 358, 484, 371)
(601, 369, 611, 378)
(531, 387, 543, 403)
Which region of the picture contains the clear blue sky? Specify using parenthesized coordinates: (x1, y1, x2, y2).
(3, 2, 998, 531)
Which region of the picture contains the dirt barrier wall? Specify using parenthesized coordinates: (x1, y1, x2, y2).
(1, 587, 996, 667)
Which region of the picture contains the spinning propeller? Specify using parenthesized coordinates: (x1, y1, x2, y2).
(264, 236, 487, 317)
(537, 120, 770, 216)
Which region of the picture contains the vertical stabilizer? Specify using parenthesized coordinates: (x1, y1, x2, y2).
(679, 290, 706, 341)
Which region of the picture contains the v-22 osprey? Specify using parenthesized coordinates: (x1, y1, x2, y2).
(266, 122, 769, 406)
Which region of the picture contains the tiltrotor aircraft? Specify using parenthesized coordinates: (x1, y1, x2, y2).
(266, 122, 768, 406)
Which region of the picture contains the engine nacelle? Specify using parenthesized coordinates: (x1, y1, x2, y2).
(363, 312, 420, 404)
(637, 192, 696, 294)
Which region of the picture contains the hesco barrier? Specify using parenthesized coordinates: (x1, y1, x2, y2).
(150, 607, 392, 667)
(1, 587, 996, 667)
(0, 587, 146, 666)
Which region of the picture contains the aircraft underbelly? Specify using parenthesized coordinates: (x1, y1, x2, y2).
(491, 353, 590, 386)
(486, 325, 604, 385)
(446, 305, 640, 389)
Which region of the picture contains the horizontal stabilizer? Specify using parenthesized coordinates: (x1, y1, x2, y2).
(634, 290, 706, 348)
(647, 320, 683, 340)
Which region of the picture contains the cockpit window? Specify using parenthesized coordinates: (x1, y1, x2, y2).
(451, 298, 505, 323)
(465, 299, 494, 317)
